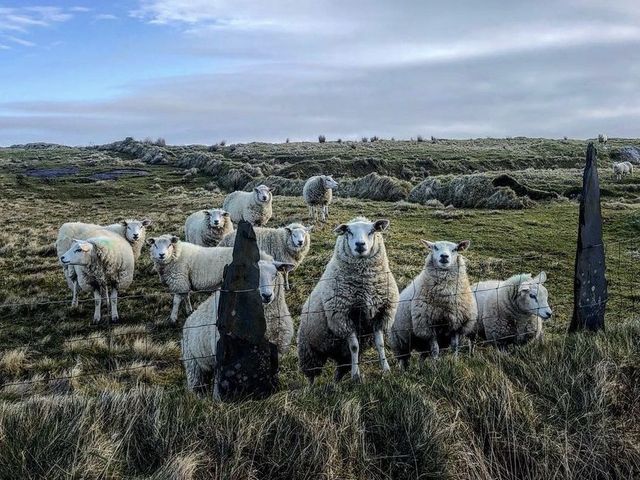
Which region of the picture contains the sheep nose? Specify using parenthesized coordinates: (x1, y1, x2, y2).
(133, 234, 139, 240)
(213, 220, 219, 225)
(60, 256, 65, 261)
(297, 240, 303, 246)
(261, 293, 272, 303)
(440, 254, 449, 262)
(355, 241, 365, 251)
(158, 253, 165, 259)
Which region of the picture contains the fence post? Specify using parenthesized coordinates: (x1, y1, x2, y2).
(215, 220, 278, 400)
(569, 142, 608, 332)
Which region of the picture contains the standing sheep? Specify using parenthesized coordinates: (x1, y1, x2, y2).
(184, 208, 233, 246)
(297, 217, 399, 383)
(181, 257, 295, 393)
(389, 240, 477, 368)
(218, 222, 312, 289)
(598, 133, 608, 144)
(303, 175, 338, 222)
(613, 161, 633, 181)
(222, 185, 272, 226)
(147, 235, 235, 323)
(59, 233, 134, 324)
(56, 219, 151, 307)
(473, 272, 552, 350)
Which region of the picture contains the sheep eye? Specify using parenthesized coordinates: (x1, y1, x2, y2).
(433, 246, 439, 250)
(529, 294, 537, 300)
(75, 248, 82, 253)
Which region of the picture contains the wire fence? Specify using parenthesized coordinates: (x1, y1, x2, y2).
(0, 238, 638, 395)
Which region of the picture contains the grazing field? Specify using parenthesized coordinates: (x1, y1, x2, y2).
(1, 138, 639, 478)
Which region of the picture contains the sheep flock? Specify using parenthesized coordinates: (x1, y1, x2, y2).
(54, 178, 556, 394)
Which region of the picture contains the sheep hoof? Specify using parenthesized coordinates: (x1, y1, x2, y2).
(351, 373, 362, 383)
(111, 317, 120, 324)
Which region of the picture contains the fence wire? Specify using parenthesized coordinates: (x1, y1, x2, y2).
(0, 239, 636, 394)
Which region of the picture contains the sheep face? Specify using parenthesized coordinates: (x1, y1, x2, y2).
(517, 272, 553, 320)
(285, 224, 313, 251)
(422, 240, 470, 270)
(60, 240, 93, 266)
(323, 175, 338, 189)
(258, 260, 294, 304)
(122, 219, 152, 243)
(205, 209, 229, 229)
(147, 235, 179, 264)
(334, 218, 389, 258)
(254, 185, 272, 204)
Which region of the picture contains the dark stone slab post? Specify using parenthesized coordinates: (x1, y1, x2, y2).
(569, 143, 608, 332)
(215, 220, 278, 400)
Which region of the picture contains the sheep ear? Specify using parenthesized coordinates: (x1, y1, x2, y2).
(254, 187, 260, 193)
(534, 271, 547, 284)
(274, 261, 295, 273)
(519, 282, 531, 293)
(204, 210, 211, 217)
(456, 240, 471, 252)
(77, 241, 91, 252)
(146, 238, 155, 246)
(170, 235, 179, 244)
(120, 220, 128, 226)
(334, 224, 348, 236)
(222, 211, 229, 217)
(285, 227, 292, 234)
(421, 240, 434, 250)
(142, 219, 152, 227)
(373, 219, 390, 232)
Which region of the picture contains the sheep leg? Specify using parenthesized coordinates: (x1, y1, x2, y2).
(110, 288, 119, 323)
(71, 280, 79, 308)
(185, 359, 206, 394)
(184, 293, 193, 315)
(347, 332, 361, 382)
(450, 332, 460, 358)
(92, 289, 102, 325)
(334, 364, 350, 382)
(284, 271, 291, 291)
(430, 337, 439, 359)
(170, 294, 182, 324)
(323, 205, 329, 221)
(373, 329, 391, 374)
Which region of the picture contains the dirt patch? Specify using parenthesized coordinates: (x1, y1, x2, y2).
(88, 169, 150, 180)
(24, 167, 79, 178)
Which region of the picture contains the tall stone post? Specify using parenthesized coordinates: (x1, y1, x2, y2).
(569, 143, 608, 332)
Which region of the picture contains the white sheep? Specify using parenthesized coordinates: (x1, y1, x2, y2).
(472, 272, 552, 350)
(303, 175, 338, 222)
(613, 161, 633, 181)
(388, 240, 477, 367)
(598, 133, 608, 144)
(222, 185, 273, 226)
(181, 257, 295, 393)
(59, 232, 134, 324)
(297, 217, 399, 383)
(56, 219, 151, 307)
(218, 222, 312, 289)
(147, 235, 236, 324)
(184, 208, 233, 247)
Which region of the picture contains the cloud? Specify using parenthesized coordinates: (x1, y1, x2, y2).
(1, 1, 639, 144)
(94, 14, 118, 21)
(0, 6, 75, 49)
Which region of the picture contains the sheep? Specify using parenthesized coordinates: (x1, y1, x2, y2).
(303, 175, 338, 222)
(297, 217, 399, 383)
(218, 222, 312, 289)
(613, 161, 633, 181)
(388, 240, 477, 368)
(222, 185, 272, 226)
(472, 272, 552, 350)
(56, 219, 151, 307)
(59, 232, 134, 324)
(184, 208, 233, 247)
(147, 235, 236, 324)
(181, 257, 295, 393)
(598, 133, 608, 144)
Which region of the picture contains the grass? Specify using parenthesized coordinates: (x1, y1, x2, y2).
(0, 140, 639, 478)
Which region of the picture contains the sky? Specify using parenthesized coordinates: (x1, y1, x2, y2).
(1, 1, 639, 145)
